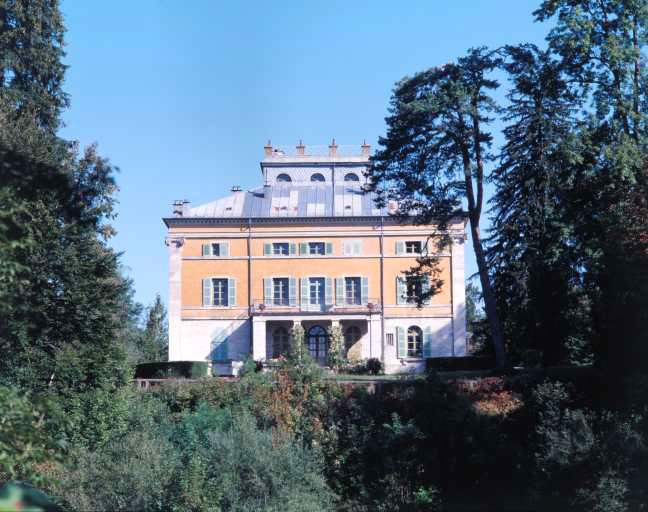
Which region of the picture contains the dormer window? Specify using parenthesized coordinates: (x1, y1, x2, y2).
(277, 173, 292, 182)
(344, 172, 359, 182)
(310, 173, 325, 182)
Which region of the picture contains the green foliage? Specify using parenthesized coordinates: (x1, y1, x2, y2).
(136, 294, 168, 363)
(0, 386, 62, 485)
(326, 325, 345, 371)
(134, 361, 208, 380)
(289, 323, 307, 362)
(368, 47, 508, 367)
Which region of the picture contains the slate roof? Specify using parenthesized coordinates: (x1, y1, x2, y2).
(187, 182, 386, 219)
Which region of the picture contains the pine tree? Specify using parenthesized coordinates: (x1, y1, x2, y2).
(139, 294, 168, 363)
(0, 0, 134, 391)
(534, 0, 648, 373)
(0, 0, 69, 132)
(488, 44, 590, 365)
(368, 48, 508, 367)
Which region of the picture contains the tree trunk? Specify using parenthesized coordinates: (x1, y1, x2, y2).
(469, 217, 507, 368)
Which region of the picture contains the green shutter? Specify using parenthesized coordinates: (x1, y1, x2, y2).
(300, 278, 309, 310)
(299, 242, 308, 255)
(342, 241, 350, 256)
(228, 278, 236, 307)
(289, 277, 297, 306)
(396, 327, 406, 358)
(289, 243, 297, 255)
(264, 243, 272, 256)
(221, 242, 230, 257)
(325, 242, 333, 255)
(396, 276, 406, 305)
(203, 278, 213, 306)
(325, 278, 333, 306)
(336, 277, 345, 305)
(202, 244, 211, 256)
(422, 273, 431, 305)
(423, 326, 433, 357)
(361, 277, 369, 305)
(395, 241, 405, 255)
(211, 329, 228, 361)
(264, 278, 272, 305)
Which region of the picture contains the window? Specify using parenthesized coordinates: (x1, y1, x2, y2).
(406, 276, 423, 304)
(273, 242, 289, 256)
(310, 173, 325, 182)
(405, 241, 422, 254)
(308, 242, 325, 255)
(344, 325, 361, 354)
(309, 277, 325, 305)
(386, 333, 394, 346)
(272, 327, 290, 357)
(277, 173, 292, 182)
(343, 240, 362, 256)
(202, 242, 229, 257)
(407, 326, 423, 357)
(308, 325, 327, 360)
(344, 172, 359, 182)
(344, 277, 362, 305)
(273, 278, 289, 306)
(212, 278, 229, 306)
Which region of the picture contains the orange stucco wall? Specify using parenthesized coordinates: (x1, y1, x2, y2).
(174, 221, 459, 319)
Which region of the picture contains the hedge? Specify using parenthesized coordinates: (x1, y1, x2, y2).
(425, 356, 495, 372)
(134, 361, 208, 379)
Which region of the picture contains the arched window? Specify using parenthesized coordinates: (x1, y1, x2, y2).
(344, 325, 361, 355)
(310, 173, 325, 182)
(307, 325, 328, 360)
(277, 173, 292, 182)
(272, 326, 290, 358)
(407, 326, 423, 358)
(344, 172, 359, 182)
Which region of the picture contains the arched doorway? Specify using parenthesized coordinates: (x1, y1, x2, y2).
(344, 325, 361, 358)
(272, 326, 290, 358)
(307, 325, 328, 362)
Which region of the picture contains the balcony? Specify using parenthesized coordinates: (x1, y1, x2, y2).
(250, 299, 381, 316)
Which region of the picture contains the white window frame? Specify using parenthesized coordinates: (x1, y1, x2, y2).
(272, 276, 290, 306)
(343, 240, 363, 256)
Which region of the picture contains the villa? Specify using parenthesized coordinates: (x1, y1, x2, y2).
(163, 140, 467, 374)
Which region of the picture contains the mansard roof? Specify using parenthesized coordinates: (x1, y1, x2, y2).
(186, 181, 387, 219)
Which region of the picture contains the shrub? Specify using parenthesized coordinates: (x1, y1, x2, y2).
(327, 325, 345, 371)
(134, 361, 207, 379)
(0, 386, 63, 485)
(425, 356, 495, 372)
(366, 358, 384, 375)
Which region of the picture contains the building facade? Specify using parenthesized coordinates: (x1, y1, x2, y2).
(164, 141, 467, 374)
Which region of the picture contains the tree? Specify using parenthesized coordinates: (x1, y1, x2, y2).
(368, 48, 508, 367)
(0, 0, 69, 132)
(488, 44, 590, 365)
(535, 0, 648, 373)
(138, 294, 168, 363)
(0, 0, 136, 392)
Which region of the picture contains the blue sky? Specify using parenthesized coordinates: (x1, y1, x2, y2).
(59, 0, 549, 308)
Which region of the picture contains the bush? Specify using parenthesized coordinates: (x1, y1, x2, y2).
(366, 358, 384, 375)
(134, 361, 207, 379)
(425, 356, 495, 372)
(0, 386, 63, 485)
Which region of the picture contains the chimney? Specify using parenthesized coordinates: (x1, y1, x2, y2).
(296, 139, 305, 155)
(264, 140, 273, 157)
(328, 138, 338, 157)
(361, 139, 371, 157)
(173, 199, 190, 217)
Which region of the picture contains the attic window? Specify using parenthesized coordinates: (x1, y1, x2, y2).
(310, 173, 325, 182)
(344, 173, 359, 182)
(345, 205, 352, 209)
(225, 207, 233, 211)
(277, 173, 292, 182)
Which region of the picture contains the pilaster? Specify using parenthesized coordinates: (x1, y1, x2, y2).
(451, 235, 467, 356)
(165, 236, 184, 360)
